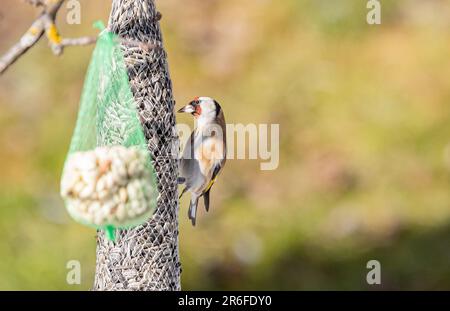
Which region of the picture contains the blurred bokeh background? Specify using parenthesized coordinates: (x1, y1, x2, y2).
(1, 0, 450, 290)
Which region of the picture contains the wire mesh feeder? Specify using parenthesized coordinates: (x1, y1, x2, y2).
(93, 0, 181, 291)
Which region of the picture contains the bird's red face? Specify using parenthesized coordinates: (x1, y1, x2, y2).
(178, 97, 202, 118)
(178, 97, 221, 124)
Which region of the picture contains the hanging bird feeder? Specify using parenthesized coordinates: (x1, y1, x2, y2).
(60, 21, 158, 241)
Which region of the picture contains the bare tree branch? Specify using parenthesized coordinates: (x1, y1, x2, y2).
(0, 1, 163, 74)
(0, 16, 45, 74)
(42, 0, 65, 18)
(0, 0, 98, 74)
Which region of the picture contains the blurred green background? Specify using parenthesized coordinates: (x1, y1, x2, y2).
(0, 0, 450, 290)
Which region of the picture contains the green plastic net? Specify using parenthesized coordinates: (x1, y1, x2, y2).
(60, 22, 158, 241)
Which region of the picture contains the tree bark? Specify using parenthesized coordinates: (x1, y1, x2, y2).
(93, 0, 181, 291)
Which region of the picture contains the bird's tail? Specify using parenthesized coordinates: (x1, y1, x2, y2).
(203, 189, 211, 212)
(188, 197, 199, 226)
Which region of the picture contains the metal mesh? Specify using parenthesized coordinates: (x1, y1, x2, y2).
(93, 0, 181, 291)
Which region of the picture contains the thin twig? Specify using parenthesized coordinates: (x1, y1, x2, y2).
(61, 36, 97, 47)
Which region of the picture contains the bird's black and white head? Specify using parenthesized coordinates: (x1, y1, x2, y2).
(178, 97, 222, 126)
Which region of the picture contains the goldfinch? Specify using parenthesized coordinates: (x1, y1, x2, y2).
(178, 97, 226, 226)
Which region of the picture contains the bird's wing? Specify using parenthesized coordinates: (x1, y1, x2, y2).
(179, 130, 198, 188)
(206, 159, 224, 190)
(206, 109, 227, 188)
(200, 155, 225, 213)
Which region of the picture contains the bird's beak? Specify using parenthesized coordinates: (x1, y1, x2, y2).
(177, 102, 196, 114)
